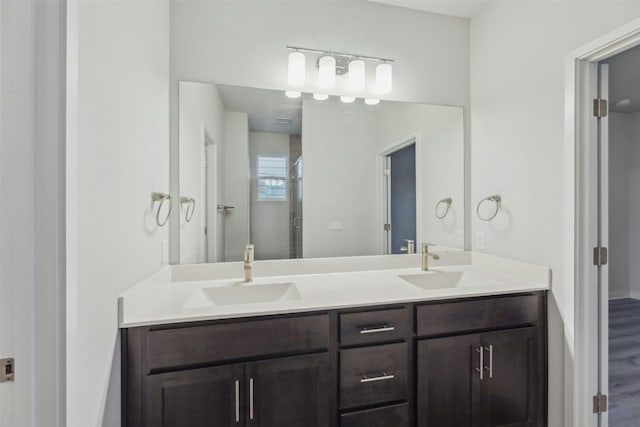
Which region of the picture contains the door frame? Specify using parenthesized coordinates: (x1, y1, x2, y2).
(376, 132, 422, 255)
(567, 17, 640, 427)
(202, 127, 216, 263)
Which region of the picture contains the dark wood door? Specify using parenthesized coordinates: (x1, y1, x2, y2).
(481, 327, 539, 427)
(417, 333, 482, 427)
(246, 353, 331, 427)
(146, 364, 244, 427)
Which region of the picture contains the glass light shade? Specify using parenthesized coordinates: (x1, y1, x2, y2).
(318, 56, 336, 89)
(340, 96, 356, 103)
(375, 63, 393, 94)
(313, 93, 329, 101)
(365, 98, 380, 105)
(348, 59, 365, 91)
(285, 90, 301, 99)
(288, 52, 305, 86)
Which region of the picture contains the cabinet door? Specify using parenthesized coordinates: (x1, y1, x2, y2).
(246, 353, 331, 427)
(146, 364, 244, 427)
(481, 327, 539, 427)
(417, 334, 482, 427)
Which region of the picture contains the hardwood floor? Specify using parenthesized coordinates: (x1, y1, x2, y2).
(609, 298, 640, 427)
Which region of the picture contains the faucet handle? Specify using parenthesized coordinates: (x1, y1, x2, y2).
(244, 244, 254, 262)
(422, 243, 437, 252)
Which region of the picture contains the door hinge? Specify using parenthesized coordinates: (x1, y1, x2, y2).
(384, 223, 391, 231)
(593, 246, 608, 266)
(0, 358, 14, 383)
(593, 393, 608, 414)
(593, 99, 608, 118)
(383, 168, 390, 177)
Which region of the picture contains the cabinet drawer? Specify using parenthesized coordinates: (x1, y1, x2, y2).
(146, 314, 329, 370)
(416, 294, 539, 336)
(340, 343, 408, 409)
(340, 403, 409, 427)
(340, 307, 409, 346)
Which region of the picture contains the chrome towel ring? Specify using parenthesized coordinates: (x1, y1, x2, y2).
(180, 196, 196, 223)
(435, 198, 453, 219)
(476, 195, 502, 221)
(151, 192, 172, 227)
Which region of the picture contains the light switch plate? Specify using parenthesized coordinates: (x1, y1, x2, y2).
(0, 358, 14, 383)
(476, 232, 486, 250)
(161, 240, 169, 264)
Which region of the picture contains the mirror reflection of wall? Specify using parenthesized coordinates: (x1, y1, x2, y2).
(178, 83, 464, 263)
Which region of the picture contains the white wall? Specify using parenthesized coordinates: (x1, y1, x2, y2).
(67, 1, 170, 426)
(178, 82, 226, 263)
(223, 112, 250, 261)
(302, 100, 377, 258)
(470, 2, 640, 425)
(249, 132, 291, 260)
(375, 103, 465, 250)
(608, 112, 632, 299)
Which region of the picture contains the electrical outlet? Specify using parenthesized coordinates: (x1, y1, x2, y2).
(476, 232, 486, 250)
(329, 221, 342, 231)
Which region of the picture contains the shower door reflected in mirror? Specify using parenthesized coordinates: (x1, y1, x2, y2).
(177, 82, 464, 263)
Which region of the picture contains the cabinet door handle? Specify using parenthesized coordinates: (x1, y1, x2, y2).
(484, 345, 493, 378)
(249, 378, 254, 420)
(475, 347, 484, 380)
(234, 380, 240, 423)
(359, 325, 395, 334)
(360, 372, 395, 383)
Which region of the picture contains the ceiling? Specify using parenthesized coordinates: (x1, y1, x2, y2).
(602, 44, 640, 114)
(217, 85, 302, 134)
(368, 0, 488, 18)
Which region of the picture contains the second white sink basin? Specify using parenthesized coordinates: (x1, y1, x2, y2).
(183, 282, 301, 308)
(399, 271, 502, 290)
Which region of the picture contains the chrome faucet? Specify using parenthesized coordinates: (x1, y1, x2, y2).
(400, 239, 415, 254)
(422, 243, 440, 271)
(244, 244, 254, 282)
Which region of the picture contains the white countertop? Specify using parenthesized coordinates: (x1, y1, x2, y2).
(118, 252, 551, 328)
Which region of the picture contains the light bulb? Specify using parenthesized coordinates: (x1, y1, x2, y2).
(313, 93, 329, 101)
(365, 98, 380, 105)
(348, 59, 365, 92)
(340, 96, 356, 103)
(375, 63, 392, 94)
(288, 51, 305, 86)
(285, 90, 301, 99)
(318, 56, 336, 90)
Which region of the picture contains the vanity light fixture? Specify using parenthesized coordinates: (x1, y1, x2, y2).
(318, 56, 337, 89)
(287, 51, 306, 86)
(313, 93, 329, 101)
(376, 62, 393, 94)
(348, 59, 365, 91)
(365, 98, 380, 106)
(340, 95, 356, 103)
(285, 90, 301, 99)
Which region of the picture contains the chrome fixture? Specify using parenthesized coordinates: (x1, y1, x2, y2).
(180, 196, 196, 223)
(244, 244, 254, 283)
(477, 194, 502, 221)
(400, 239, 415, 254)
(217, 204, 235, 212)
(284, 45, 394, 101)
(151, 192, 171, 227)
(421, 243, 440, 271)
(435, 197, 453, 219)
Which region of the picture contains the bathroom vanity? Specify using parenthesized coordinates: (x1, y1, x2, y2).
(120, 253, 549, 427)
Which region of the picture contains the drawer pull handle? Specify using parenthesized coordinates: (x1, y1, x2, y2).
(249, 378, 254, 420)
(360, 372, 395, 383)
(359, 325, 395, 334)
(234, 380, 240, 423)
(484, 345, 493, 378)
(475, 347, 484, 380)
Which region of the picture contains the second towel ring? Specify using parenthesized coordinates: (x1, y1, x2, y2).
(435, 198, 453, 219)
(181, 196, 196, 223)
(151, 192, 172, 227)
(477, 195, 502, 221)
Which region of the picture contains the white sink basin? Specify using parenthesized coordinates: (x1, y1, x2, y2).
(183, 282, 301, 308)
(399, 271, 502, 290)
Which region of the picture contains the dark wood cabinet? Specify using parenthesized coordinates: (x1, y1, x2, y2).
(146, 364, 244, 427)
(123, 292, 547, 427)
(417, 327, 542, 427)
(246, 353, 331, 427)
